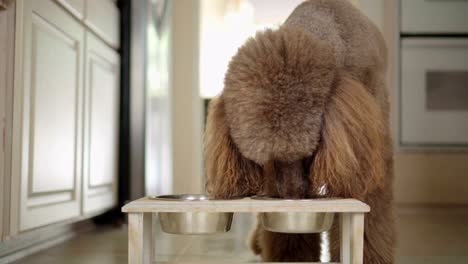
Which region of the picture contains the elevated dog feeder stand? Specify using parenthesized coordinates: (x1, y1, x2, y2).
(122, 197, 370, 264)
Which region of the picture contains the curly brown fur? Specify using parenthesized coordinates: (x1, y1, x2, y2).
(311, 74, 386, 199)
(223, 26, 337, 164)
(313, 74, 395, 263)
(204, 97, 264, 198)
(204, 0, 395, 263)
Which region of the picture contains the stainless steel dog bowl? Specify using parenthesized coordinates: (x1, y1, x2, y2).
(150, 194, 234, 235)
(252, 195, 335, 233)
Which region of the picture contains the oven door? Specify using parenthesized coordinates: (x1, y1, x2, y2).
(401, 38, 468, 148)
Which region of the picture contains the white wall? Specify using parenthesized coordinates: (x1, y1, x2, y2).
(145, 1, 173, 196)
(143, 0, 203, 196)
(358, 0, 384, 31)
(171, 0, 203, 194)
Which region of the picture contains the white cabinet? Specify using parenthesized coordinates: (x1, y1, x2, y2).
(82, 32, 119, 214)
(55, 0, 85, 19)
(84, 0, 120, 48)
(54, 0, 119, 48)
(10, 0, 120, 231)
(14, 0, 84, 230)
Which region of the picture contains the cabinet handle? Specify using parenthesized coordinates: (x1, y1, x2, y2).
(0, 0, 14, 11)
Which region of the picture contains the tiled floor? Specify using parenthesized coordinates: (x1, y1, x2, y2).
(13, 211, 468, 263)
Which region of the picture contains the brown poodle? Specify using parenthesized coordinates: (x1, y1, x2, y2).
(204, 0, 395, 263)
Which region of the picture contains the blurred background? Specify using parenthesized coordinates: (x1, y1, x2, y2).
(1, 0, 467, 263)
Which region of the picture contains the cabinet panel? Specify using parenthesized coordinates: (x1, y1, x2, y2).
(30, 15, 78, 193)
(55, 0, 85, 19)
(88, 63, 117, 187)
(82, 32, 119, 214)
(15, 0, 84, 230)
(84, 0, 119, 48)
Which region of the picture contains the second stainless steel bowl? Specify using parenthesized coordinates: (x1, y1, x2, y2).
(259, 211, 334, 233)
(252, 195, 335, 233)
(150, 194, 234, 235)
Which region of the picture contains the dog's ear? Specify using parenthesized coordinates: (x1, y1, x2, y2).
(204, 96, 263, 198)
(310, 74, 386, 198)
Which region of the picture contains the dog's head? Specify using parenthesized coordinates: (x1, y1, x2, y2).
(222, 27, 337, 164)
(205, 26, 386, 197)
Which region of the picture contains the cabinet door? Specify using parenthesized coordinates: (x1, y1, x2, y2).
(55, 0, 85, 19)
(84, 0, 119, 48)
(14, 0, 84, 231)
(82, 32, 119, 214)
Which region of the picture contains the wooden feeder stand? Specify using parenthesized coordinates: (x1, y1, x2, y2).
(122, 197, 369, 264)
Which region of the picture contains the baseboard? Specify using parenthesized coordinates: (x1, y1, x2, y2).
(0, 219, 95, 264)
